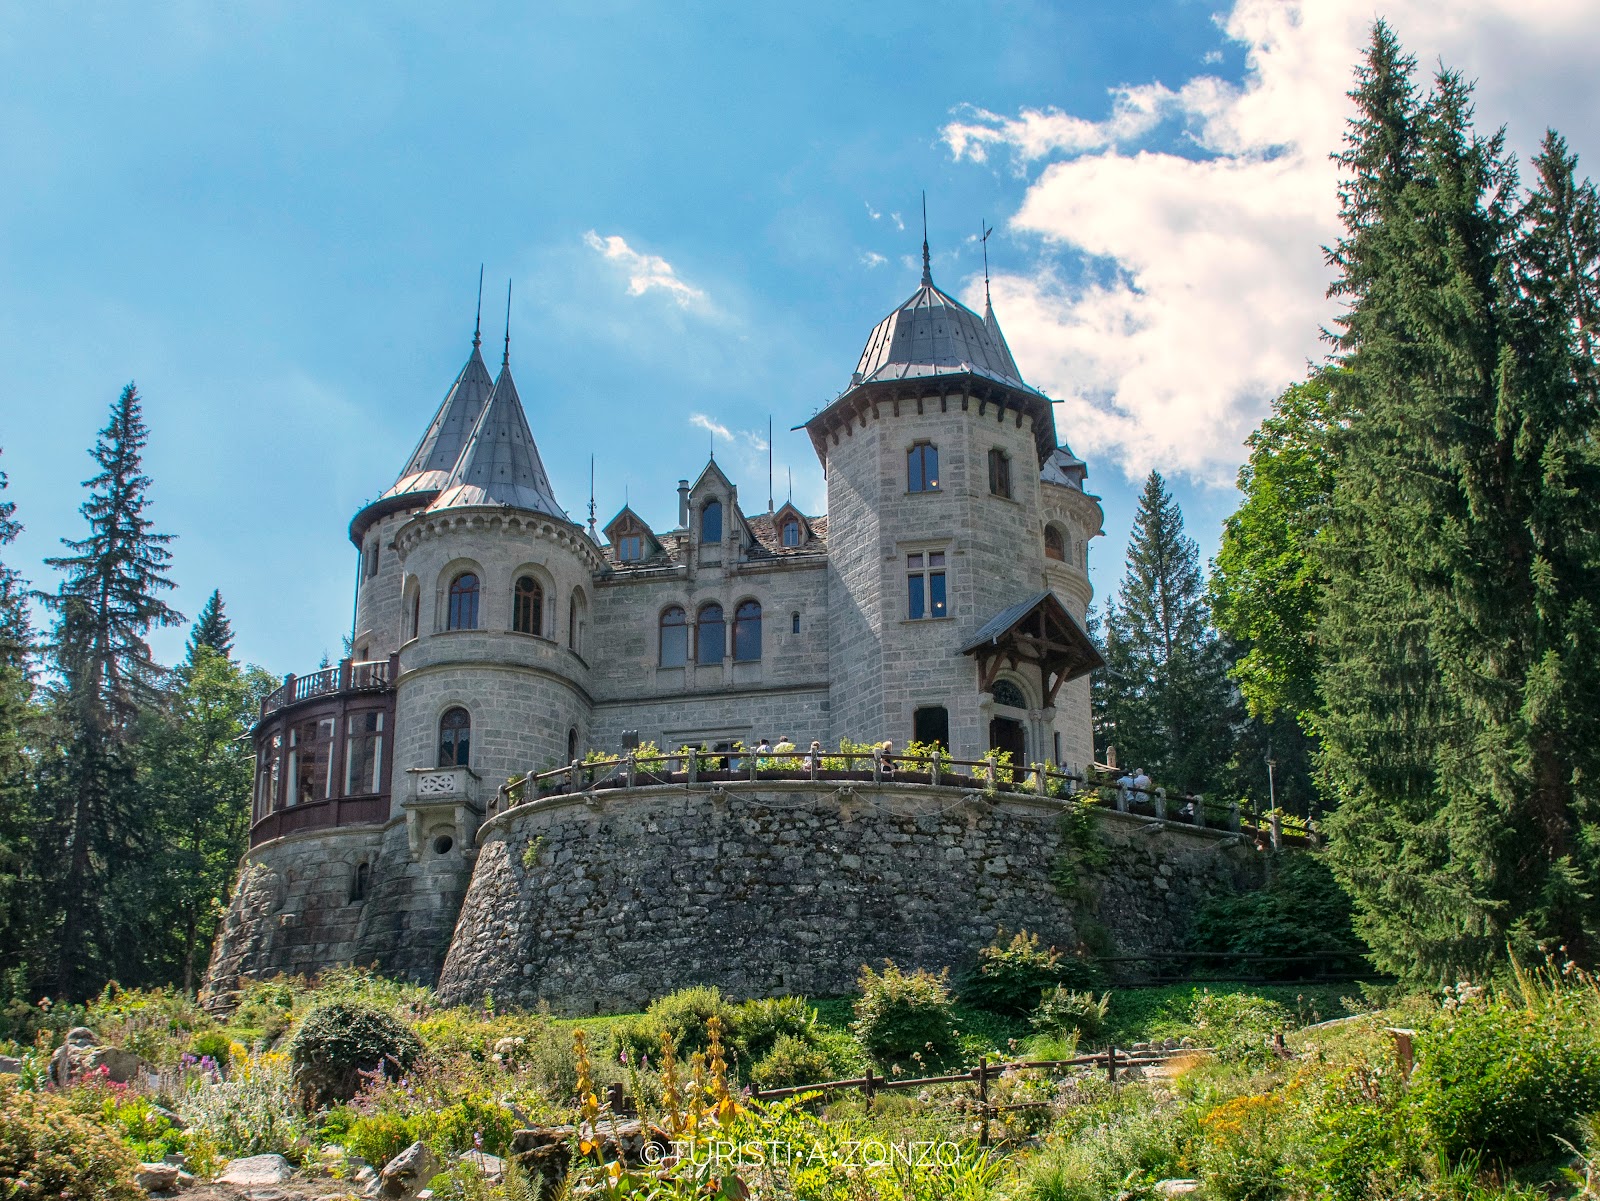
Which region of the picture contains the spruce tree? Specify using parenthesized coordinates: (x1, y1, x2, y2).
(1319, 30, 1600, 976)
(1097, 472, 1235, 793)
(39, 384, 182, 995)
(0, 451, 42, 982)
(185, 589, 234, 664)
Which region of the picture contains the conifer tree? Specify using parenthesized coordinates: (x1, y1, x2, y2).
(1319, 30, 1600, 976)
(1097, 472, 1234, 792)
(185, 589, 234, 664)
(0, 452, 41, 980)
(39, 384, 182, 994)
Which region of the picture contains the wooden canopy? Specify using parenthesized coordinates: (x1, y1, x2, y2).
(961, 591, 1105, 707)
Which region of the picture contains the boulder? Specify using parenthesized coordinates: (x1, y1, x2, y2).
(0, 1055, 21, 1074)
(458, 1150, 504, 1182)
(1154, 1181, 1202, 1197)
(49, 1027, 149, 1087)
(217, 1153, 295, 1186)
(134, 1162, 181, 1192)
(378, 1140, 440, 1199)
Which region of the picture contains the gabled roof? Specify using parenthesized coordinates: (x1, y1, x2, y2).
(384, 344, 496, 500)
(1041, 445, 1088, 491)
(690, 458, 736, 496)
(602, 504, 652, 540)
(427, 364, 569, 520)
(745, 510, 827, 558)
(962, 590, 1105, 701)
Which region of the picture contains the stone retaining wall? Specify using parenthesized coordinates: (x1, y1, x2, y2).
(435, 782, 1259, 1014)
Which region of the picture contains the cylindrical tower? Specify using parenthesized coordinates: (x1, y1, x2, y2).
(806, 247, 1103, 765)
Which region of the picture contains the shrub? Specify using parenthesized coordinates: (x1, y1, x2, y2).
(851, 962, 958, 1066)
(1195, 1093, 1287, 1201)
(179, 1049, 313, 1161)
(1190, 991, 1291, 1063)
(609, 985, 738, 1065)
(731, 996, 814, 1062)
(0, 1079, 142, 1200)
(1033, 988, 1111, 1042)
(962, 929, 1096, 1015)
(749, 1033, 837, 1090)
(1410, 988, 1600, 1167)
(190, 1030, 232, 1073)
(287, 1001, 421, 1107)
(343, 1110, 414, 1167)
(1286, 1063, 1421, 1201)
(1189, 852, 1364, 974)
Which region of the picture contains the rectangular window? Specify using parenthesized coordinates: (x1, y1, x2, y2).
(289, 717, 335, 805)
(618, 535, 643, 562)
(345, 712, 384, 796)
(365, 540, 379, 578)
(907, 551, 948, 619)
(988, 449, 1012, 499)
(907, 443, 940, 492)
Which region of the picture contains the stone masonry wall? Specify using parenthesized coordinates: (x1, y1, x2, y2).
(435, 782, 1259, 1015)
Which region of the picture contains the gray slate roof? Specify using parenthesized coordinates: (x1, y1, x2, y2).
(385, 345, 496, 499)
(852, 273, 1032, 392)
(1041, 445, 1088, 491)
(427, 364, 569, 520)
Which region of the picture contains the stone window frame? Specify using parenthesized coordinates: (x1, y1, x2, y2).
(906, 441, 940, 493)
(987, 447, 1013, 499)
(904, 542, 951, 621)
(436, 559, 487, 633)
(659, 604, 690, 667)
(696, 601, 726, 665)
(508, 562, 556, 638)
(401, 574, 422, 642)
(364, 538, 380, 579)
(437, 704, 472, 768)
(1044, 523, 1067, 562)
(700, 499, 724, 544)
(568, 585, 589, 656)
(732, 598, 762, 662)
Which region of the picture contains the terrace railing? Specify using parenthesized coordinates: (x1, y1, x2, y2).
(261, 655, 396, 719)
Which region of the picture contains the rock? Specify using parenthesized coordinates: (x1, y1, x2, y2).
(354, 1165, 377, 1184)
(135, 1162, 181, 1192)
(49, 1028, 148, 1087)
(1154, 1181, 1202, 1196)
(0, 1055, 20, 1074)
(175, 1171, 197, 1190)
(379, 1140, 440, 1199)
(218, 1153, 295, 1185)
(458, 1150, 504, 1182)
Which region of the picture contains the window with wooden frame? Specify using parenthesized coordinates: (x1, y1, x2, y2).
(1044, 525, 1066, 561)
(907, 442, 940, 492)
(781, 519, 801, 547)
(447, 573, 479, 630)
(617, 534, 644, 562)
(988, 448, 1012, 499)
(438, 707, 470, 767)
(906, 550, 948, 619)
(513, 575, 544, 635)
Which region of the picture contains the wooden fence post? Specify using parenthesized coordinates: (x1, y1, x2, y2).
(863, 1066, 876, 1112)
(1106, 1046, 1118, 1084)
(1270, 811, 1282, 850)
(977, 1056, 990, 1148)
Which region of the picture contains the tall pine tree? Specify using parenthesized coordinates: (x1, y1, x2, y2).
(1097, 471, 1235, 793)
(1319, 29, 1600, 976)
(185, 589, 234, 664)
(39, 383, 182, 995)
(0, 450, 42, 986)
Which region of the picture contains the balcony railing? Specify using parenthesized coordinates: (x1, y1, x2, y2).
(261, 655, 397, 719)
(249, 794, 391, 845)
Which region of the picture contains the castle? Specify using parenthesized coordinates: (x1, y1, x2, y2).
(204, 242, 1247, 1013)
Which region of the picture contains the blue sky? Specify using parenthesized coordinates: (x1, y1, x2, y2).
(2, 1, 1595, 672)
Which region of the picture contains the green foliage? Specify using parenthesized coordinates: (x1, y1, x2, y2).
(286, 1000, 422, 1106)
(1189, 991, 1292, 1063)
(749, 1032, 837, 1090)
(342, 1109, 414, 1167)
(1410, 986, 1600, 1166)
(820, 737, 879, 772)
(608, 984, 738, 1065)
(900, 739, 953, 773)
(0, 1079, 142, 1200)
(1286, 1063, 1421, 1201)
(1189, 853, 1364, 971)
(1032, 988, 1110, 1043)
(189, 1029, 232, 1071)
(97, 1093, 187, 1163)
(178, 1049, 313, 1161)
(1049, 804, 1111, 899)
(851, 961, 959, 1067)
(961, 929, 1095, 1016)
(730, 995, 815, 1062)
(1096, 470, 1237, 794)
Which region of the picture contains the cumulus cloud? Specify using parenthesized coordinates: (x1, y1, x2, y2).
(860, 251, 888, 268)
(583, 230, 709, 310)
(691, 412, 768, 455)
(945, 0, 1600, 485)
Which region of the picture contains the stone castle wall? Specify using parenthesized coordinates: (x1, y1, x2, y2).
(435, 782, 1260, 1015)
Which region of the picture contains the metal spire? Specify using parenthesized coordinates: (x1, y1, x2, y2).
(981, 220, 994, 310)
(767, 415, 773, 513)
(502, 280, 512, 368)
(588, 454, 597, 540)
(920, 191, 932, 286)
(473, 265, 484, 349)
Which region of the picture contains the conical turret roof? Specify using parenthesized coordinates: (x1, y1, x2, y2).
(983, 295, 1023, 383)
(427, 363, 569, 520)
(851, 265, 1032, 391)
(384, 344, 496, 499)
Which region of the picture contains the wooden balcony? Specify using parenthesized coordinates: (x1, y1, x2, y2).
(261, 655, 397, 720)
(249, 793, 391, 845)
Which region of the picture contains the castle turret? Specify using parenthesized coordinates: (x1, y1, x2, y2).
(806, 240, 1102, 766)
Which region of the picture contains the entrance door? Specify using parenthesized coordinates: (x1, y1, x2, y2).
(989, 716, 1026, 764)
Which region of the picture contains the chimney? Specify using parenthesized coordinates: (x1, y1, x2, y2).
(677, 479, 690, 528)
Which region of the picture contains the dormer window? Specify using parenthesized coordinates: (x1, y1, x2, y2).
(617, 535, 643, 563)
(700, 500, 723, 543)
(781, 519, 801, 547)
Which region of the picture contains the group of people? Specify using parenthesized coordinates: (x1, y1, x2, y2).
(1115, 766, 1153, 799)
(750, 736, 827, 771)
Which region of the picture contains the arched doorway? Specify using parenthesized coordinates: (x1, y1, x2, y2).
(989, 716, 1026, 764)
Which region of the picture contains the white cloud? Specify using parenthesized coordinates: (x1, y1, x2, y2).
(583, 230, 709, 310)
(944, 0, 1600, 485)
(691, 412, 768, 455)
(860, 251, 888, 268)
(690, 412, 731, 441)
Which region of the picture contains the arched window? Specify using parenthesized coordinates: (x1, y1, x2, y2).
(351, 862, 370, 903)
(993, 679, 1027, 709)
(988, 448, 1012, 499)
(409, 589, 421, 639)
(1044, 526, 1066, 561)
(567, 728, 579, 763)
(733, 600, 762, 662)
(700, 500, 723, 543)
(696, 603, 725, 665)
(447, 573, 479, 630)
(781, 519, 800, 547)
(513, 575, 543, 635)
(659, 606, 688, 667)
(907, 443, 939, 492)
(791, 611, 801, 634)
(438, 707, 471, 767)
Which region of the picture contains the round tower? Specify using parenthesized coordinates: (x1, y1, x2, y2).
(806, 239, 1103, 767)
